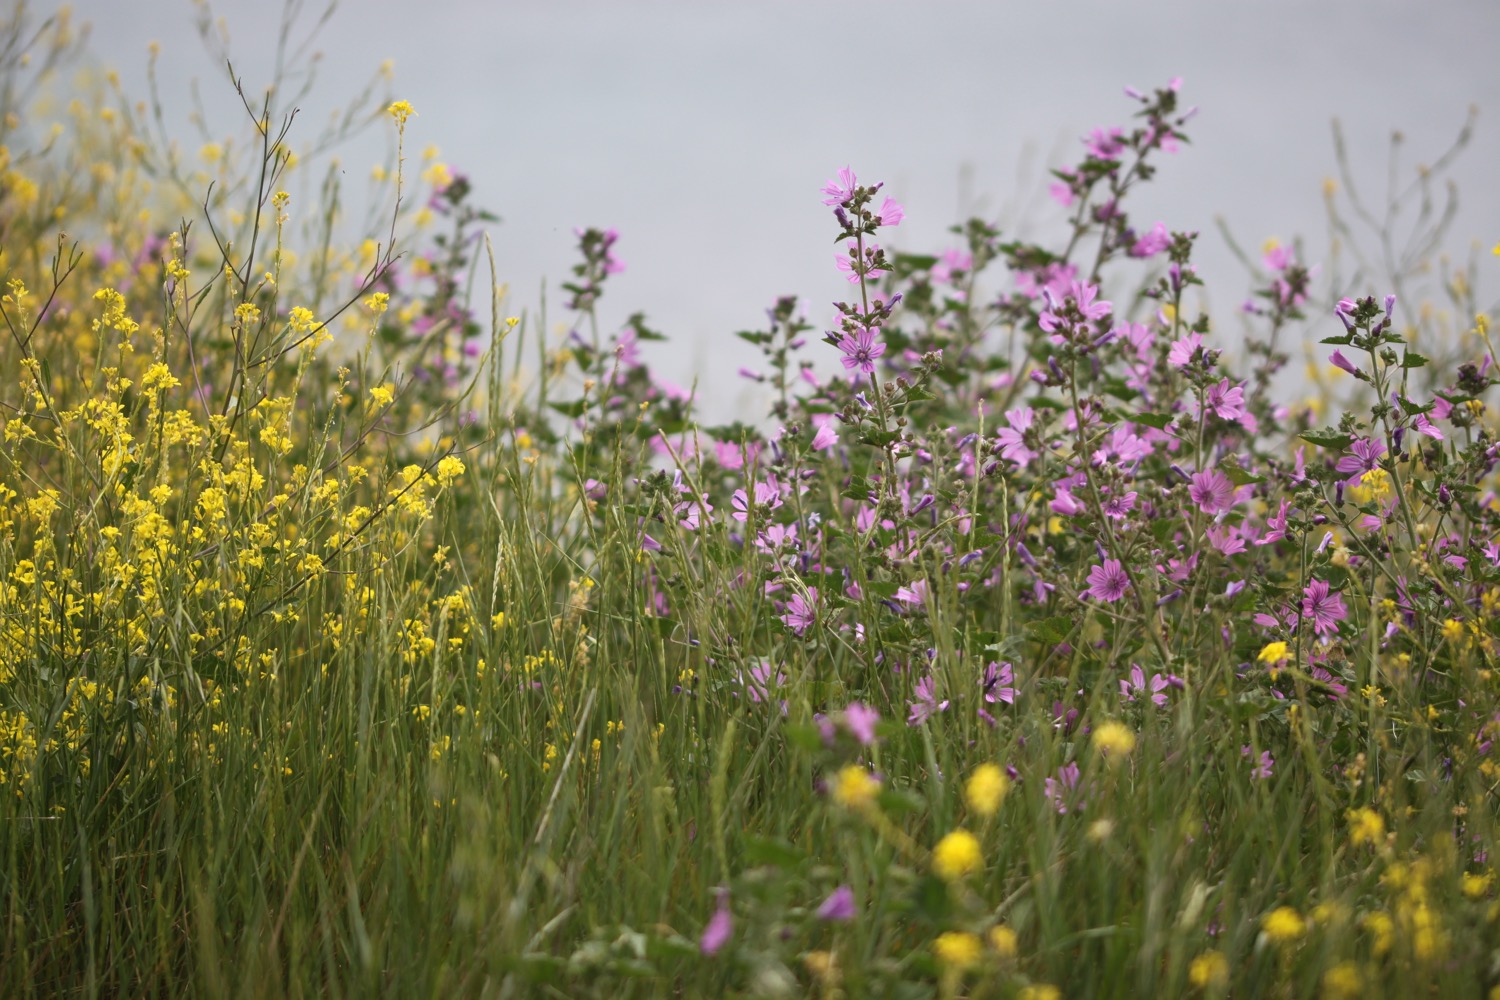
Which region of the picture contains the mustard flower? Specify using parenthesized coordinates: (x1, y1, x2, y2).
(933, 931, 981, 969)
(387, 100, 415, 126)
(1187, 950, 1228, 989)
(1261, 906, 1305, 944)
(932, 829, 982, 881)
(831, 765, 878, 810)
(964, 763, 1010, 817)
(1091, 720, 1136, 759)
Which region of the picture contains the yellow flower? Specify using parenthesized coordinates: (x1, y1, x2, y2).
(1187, 950, 1228, 989)
(1257, 641, 1289, 666)
(932, 829, 982, 881)
(1322, 962, 1361, 1000)
(1441, 618, 1465, 642)
(987, 924, 1017, 961)
(932, 931, 980, 969)
(1462, 871, 1492, 899)
(364, 291, 390, 314)
(387, 100, 415, 126)
(1018, 986, 1060, 1000)
(1346, 807, 1384, 847)
(1091, 720, 1136, 759)
(1362, 910, 1393, 956)
(368, 384, 395, 408)
(831, 765, 878, 810)
(436, 455, 466, 486)
(964, 763, 1010, 817)
(1261, 906, 1305, 944)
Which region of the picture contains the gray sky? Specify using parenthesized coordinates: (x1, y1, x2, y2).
(68, 0, 1500, 419)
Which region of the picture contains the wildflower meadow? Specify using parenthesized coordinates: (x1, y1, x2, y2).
(3, 6, 1500, 998)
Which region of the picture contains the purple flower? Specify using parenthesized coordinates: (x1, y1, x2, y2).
(907, 675, 949, 726)
(816, 885, 856, 922)
(836, 325, 886, 374)
(1044, 761, 1085, 814)
(1120, 665, 1172, 707)
(1084, 559, 1130, 602)
(1242, 745, 1274, 780)
(821, 166, 858, 207)
(1188, 470, 1236, 514)
(1335, 437, 1386, 486)
(1329, 349, 1362, 378)
(981, 661, 1016, 706)
(1130, 221, 1171, 257)
(699, 891, 733, 955)
(1301, 578, 1347, 636)
(781, 588, 818, 635)
(843, 702, 880, 746)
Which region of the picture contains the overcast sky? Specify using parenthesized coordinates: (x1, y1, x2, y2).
(68, 0, 1500, 419)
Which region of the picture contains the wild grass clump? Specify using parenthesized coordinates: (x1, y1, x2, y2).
(2, 6, 1497, 998)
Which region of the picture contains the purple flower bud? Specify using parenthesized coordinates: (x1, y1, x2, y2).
(1384, 294, 1397, 319)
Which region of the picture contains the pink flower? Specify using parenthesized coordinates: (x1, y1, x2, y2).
(1084, 126, 1125, 160)
(996, 407, 1038, 467)
(821, 166, 858, 206)
(1329, 349, 1362, 377)
(876, 196, 904, 227)
(816, 885, 856, 922)
(1130, 221, 1171, 257)
(842, 702, 880, 745)
(1167, 333, 1204, 368)
(1045, 761, 1085, 814)
(1413, 412, 1444, 440)
(1188, 470, 1236, 514)
(907, 675, 949, 726)
(781, 588, 818, 635)
(810, 421, 839, 451)
(1242, 745, 1274, 780)
(1120, 665, 1174, 707)
(1201, 379, 1246, 422)
(1085, 559, 1130, 602)
(700, 892, 733, 955)
(836, 325, 886, 374)
(1301, 578, 1347, 636)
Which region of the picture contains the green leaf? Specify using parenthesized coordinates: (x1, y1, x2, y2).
(1400, 351, 1429, 369)
(1319, 334, 1353, 345)
(1218, 456, 1265, 486)
(1301, 431, 1351, 450)
(1027, 616, 1073, 645)
(1130, 411, 1173, 430)
(548, 399, 589, 418)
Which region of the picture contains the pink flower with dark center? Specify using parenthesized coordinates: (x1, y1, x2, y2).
(1336, 437, 1386, 486)
(1301, 578, 1347, 636)
(981, 661, 1016, 705)
(1045, 761, 1085, 813)
(836, 325, 886, 374)
(1084, 559, 1130, 602)
(1188, 470, 1236, 514)
(1084, 127, 1125, 160)
(1201, 379, 1246, 422)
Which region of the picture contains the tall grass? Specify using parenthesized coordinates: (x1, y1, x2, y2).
(1, 5, 1498, 998)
